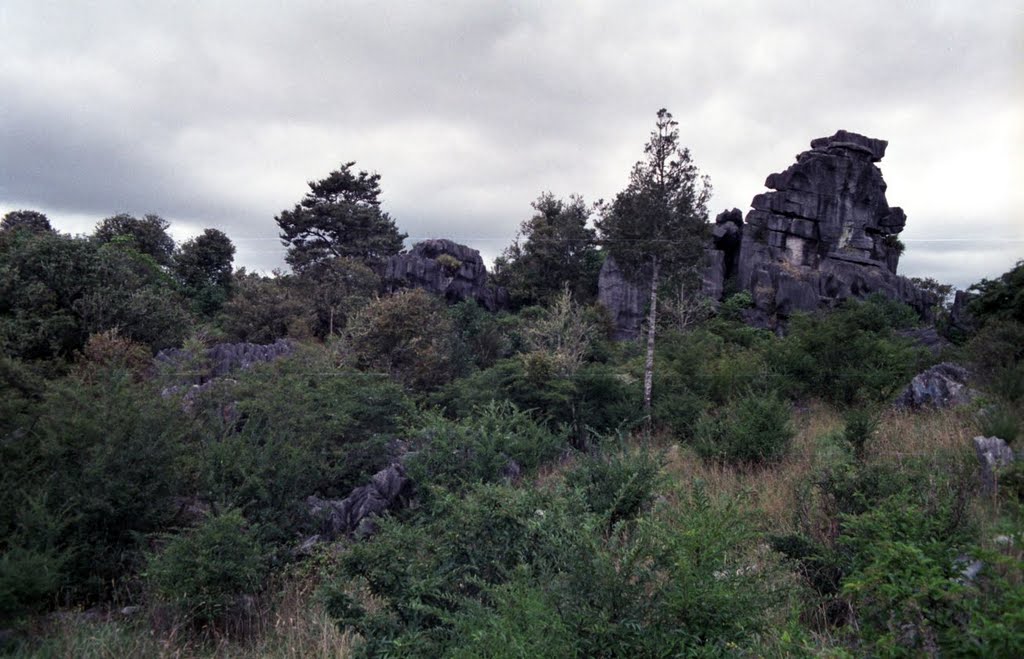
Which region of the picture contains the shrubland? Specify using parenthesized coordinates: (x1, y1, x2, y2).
(1, 208, 1022, 657)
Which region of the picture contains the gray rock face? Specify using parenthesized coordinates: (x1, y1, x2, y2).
(973, 436, 1016, 496)
(894, 362, 975, 410)
(735, 130, 937, 328)
(306, 463, 413, 540)
(597, 132, 938, 339)
(156, 339, 293, 384)
(598, 255, 648, 340)
(384, 239, 509, 311)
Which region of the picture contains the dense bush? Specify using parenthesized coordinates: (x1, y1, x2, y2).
(564, 441, 663, 527)
(147, 510, 266, 625)
(769, 296, 926, 404)
(328, 483, 779, 657)
(344, 288, 459, 392)
(694, 391, 794, 465)
(0, 365, 186, 603)
(405, 402, 566, 491)
(185, 347, 414, 543)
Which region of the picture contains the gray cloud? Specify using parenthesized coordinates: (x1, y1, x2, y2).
(1, 0, 1020, 289)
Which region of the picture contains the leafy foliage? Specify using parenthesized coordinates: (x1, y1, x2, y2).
(694, 391, 794, 465)
(494, 192, 601, 307)
(1, 210, 53, 234)
(173, 228, 236, 314)
(968, 259, 1024, 325)
(344, 288, 458, 392)
(147, 510, 266, 625)
(93, 213, 176, 266)
(405, 402, 566, 491)
(217, 270, 312, 343)
(276, 162, 406, 271)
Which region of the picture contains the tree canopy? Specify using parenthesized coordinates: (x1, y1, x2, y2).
(494, 193, 600, 307)
(596, 108, 711, 413)
(276, 163, 407, 271)
(94, 213, 176, 266)
(1, 210, 53, 234)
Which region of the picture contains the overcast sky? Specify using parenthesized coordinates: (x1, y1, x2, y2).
(2, 0, 1021, 289)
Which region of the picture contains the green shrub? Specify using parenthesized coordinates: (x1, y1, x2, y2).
(694, 391, 793, 465)
(330, 482, 779, 657)
(405, 402, 566, 491)
(1, 366, 186, 603)
(842, 407, 879, 457)
(769, 297, 926, 405)
(186, 348, 414, 543)
(147, 510, 266, 625)
(345, 288, 458, 392)
(565, 442, 663, 527)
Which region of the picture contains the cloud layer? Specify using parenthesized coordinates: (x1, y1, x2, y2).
(2, 0, 1020, 288)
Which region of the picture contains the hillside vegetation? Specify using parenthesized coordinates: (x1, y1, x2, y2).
(1, 137, 1022, 656)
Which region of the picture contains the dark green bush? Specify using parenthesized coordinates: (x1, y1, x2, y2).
(842, 407, 879, 457)
(147, 510, 266, 625)
(564, 442, 663, 527)
(405, 402, 566, 491)
(0, 365, 186, 602)
(694, 391, 793, 465)
(769, 296, 926, 405)
(330, 483, 779, 657)
(185, 348, 414, 543)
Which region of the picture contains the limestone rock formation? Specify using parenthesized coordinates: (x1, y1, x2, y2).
(306, 463, 413, 540)
(894, 362, 976, 410)
(597, 256, 648, 340)
(735, 130, 937, 327)
(384, 239, 509, 311)
(156, 339, 294, 385)
(973, 436, 1016, 496)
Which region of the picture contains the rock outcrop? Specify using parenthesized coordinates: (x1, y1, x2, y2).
(973, 436, 1016, 496)
(384, 239, 509, 311)
(305, 463, 413, 540)
(598, 130, 940, 339)
(156, 339, 294, 385)
(735, 130, 937, 328)
(894, 362, 976, 410)
(598, 256, 649, 340)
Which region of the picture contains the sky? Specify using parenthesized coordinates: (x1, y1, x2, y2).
(1, 0, 1021, 290)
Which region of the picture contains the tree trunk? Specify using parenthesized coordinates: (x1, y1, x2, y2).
(643, 257, 659, 417)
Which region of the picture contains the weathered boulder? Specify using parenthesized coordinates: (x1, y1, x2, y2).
(894, 362, 975, 410)
(156, 339, 293, 385)
(306, 463, 413, 540)
(973, 436, 1015, 496)
(384, 239, 509, 311)
(897, 326, 952, 356)
(735, 130, 938, 329)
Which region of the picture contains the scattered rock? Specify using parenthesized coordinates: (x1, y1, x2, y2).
(973, 435, 1015, 496)
(894, 362, 975, 410)
(384, 239, 509, 311)
(306, 463, 413, 541)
